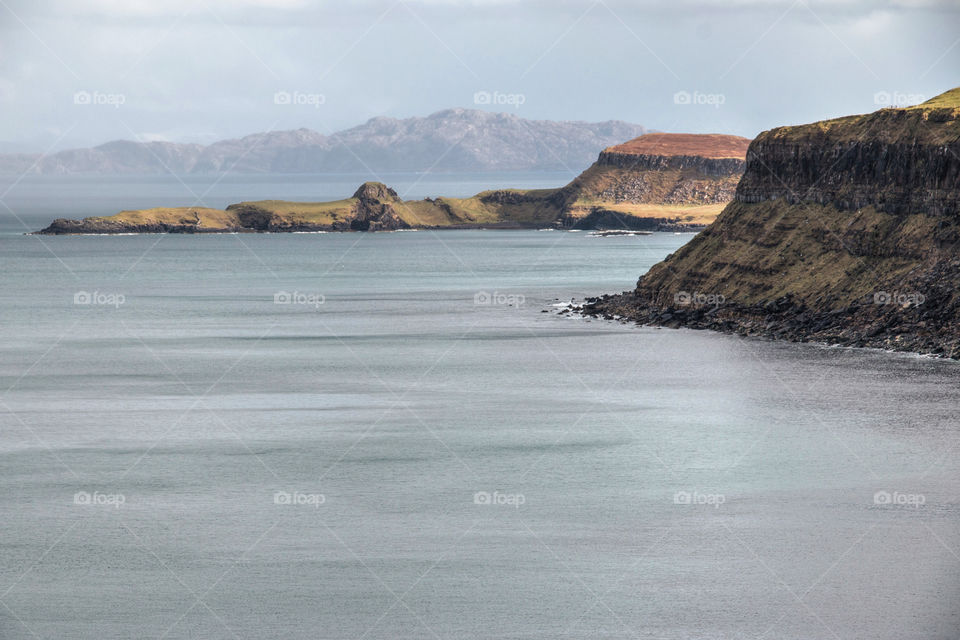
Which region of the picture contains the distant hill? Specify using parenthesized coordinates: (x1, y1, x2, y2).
(0, 109, 647, 175)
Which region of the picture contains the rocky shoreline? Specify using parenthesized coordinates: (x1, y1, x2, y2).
(581, 290, 960, 359)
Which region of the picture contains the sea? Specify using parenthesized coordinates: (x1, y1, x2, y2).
(1, 173, 958, 639)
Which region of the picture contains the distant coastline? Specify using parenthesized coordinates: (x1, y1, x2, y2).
(36, 133, 751, 236)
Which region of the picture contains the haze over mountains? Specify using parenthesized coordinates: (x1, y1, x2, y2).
(1, 109, 647, 176)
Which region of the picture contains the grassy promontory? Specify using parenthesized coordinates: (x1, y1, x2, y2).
(38, 133, 752, 235)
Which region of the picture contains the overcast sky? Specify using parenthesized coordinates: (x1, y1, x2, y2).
(1, 0, 958, 151)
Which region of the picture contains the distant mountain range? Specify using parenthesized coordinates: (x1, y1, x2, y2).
(1, 109, 648, 175)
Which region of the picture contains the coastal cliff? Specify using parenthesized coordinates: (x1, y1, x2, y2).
(584, 88, 960, 358)
(556, 133, 750, 230)
(37, 133, 751, 235)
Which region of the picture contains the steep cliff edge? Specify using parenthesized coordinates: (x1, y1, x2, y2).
(557, 133, 750, 229)
(584, 88, 960, 358)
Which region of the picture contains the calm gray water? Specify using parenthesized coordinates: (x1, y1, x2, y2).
(1, 176, 959, 639)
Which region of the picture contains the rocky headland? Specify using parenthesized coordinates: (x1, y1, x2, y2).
(38, 133, 751, 235)
(583, 88, 960, 358)
(557, 133, 750, 230)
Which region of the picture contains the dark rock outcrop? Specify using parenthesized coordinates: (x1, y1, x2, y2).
(345, 182, 409, 231)
(352, 182, 399, 201)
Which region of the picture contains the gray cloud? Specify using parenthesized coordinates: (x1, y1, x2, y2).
(0, 0, 957, 151)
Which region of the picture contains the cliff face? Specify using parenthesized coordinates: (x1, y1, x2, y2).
(584, 88, 960, 358)
(596, 149, 746, 178)
(557, 133, 751, 229)
(735, 106, 960, 215)
(584, 151, 742, 205)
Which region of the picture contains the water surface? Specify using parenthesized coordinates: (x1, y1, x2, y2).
(0, 177, 958, 639)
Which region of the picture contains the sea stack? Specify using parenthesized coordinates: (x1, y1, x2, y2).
(585, 87, 960, 358)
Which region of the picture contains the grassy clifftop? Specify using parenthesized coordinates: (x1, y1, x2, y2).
(605, 133, 751, 159)
(752, 88, 960, 145)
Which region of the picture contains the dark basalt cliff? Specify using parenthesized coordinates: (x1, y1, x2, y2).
(734, 107, 960, 215)
(596, 149, 746, 179)
(584, 88, 960, 358)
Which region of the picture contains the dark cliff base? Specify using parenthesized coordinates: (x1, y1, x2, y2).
(582, 291, 960, 359)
